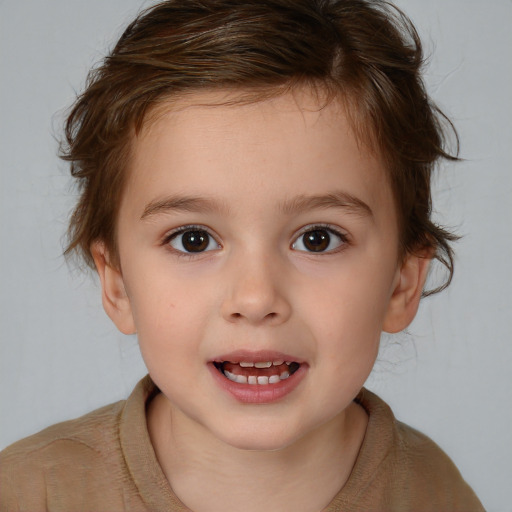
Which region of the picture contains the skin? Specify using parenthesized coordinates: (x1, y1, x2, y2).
(92, 89, 430, 512)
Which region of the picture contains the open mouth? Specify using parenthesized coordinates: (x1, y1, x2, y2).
(213, 360, 301, 385)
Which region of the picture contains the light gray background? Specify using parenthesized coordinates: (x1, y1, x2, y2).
(1, 1, 510, 510)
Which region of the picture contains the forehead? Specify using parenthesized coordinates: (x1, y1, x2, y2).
(122, 89, 394, 225)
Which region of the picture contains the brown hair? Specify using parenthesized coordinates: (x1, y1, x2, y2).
(62, 0, 459, 294)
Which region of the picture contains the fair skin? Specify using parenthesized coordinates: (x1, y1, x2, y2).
(92, 89, 430, 512)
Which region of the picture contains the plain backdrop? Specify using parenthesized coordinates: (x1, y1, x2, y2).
(1, 1, 511, 510)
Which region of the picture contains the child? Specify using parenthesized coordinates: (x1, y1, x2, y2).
(0, 0, 485, 510)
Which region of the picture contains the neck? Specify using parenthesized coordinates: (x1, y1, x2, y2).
(147, 393, 368, 512)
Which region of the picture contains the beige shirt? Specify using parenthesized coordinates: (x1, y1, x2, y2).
(0, 376, 484, 511)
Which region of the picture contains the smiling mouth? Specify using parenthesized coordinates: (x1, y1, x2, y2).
(213, 360, 301, 385)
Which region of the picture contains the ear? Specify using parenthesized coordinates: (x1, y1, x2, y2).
(383, 251, 432, 333)
(91, 241, 136, 335)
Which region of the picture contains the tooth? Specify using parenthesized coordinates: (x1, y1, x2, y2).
(280, 371, 290, 380)
(285, 361, 292, 365)
(255, 361, 272, 368)
(239, 361, 254, 367)
(272, 360, 284, 366)
(268, 375, 280, 384)
(224, 370, 248, 384)
(235, 374, 248, 384)
(257, 376, 269, 385)
(248, 375, 257, 385)
(224, 370, 236, 382)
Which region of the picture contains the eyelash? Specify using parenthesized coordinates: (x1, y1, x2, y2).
(162, 223, 349, 258)
(162, 225, 221, 259)
(292, 224, 349, 255)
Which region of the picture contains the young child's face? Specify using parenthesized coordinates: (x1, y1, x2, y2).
(95, 89, 425, 451)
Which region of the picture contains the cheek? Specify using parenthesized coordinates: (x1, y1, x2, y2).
(124, 268, 219, 357)
(294, 255, 397, 366)
(298, 262, 395, 329)
(123, 269, 180, 340)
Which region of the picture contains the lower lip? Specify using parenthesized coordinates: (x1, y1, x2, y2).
(208, 363, 307, 404)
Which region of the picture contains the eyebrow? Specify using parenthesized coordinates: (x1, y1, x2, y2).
(140, 195, 230, 220)
(140, 190, 373, 220)
(279, 190, 373, 218)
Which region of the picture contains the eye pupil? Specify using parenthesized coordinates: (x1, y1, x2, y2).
(182, 231, 209, 252)
(303, 230, 330, 252)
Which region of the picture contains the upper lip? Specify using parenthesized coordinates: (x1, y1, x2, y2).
(212, 350, 305, 364)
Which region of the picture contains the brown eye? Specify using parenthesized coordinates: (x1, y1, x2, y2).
(169, 229, 219, 253)
(303, 230, 330, 252)
(292, 227, 345, 253)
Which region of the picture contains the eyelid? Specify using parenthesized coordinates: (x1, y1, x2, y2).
(291, 224, 349, 253)
(161, 223, 348, 256)
(162, 224, 222, 253)
(164, 224, 217, 239)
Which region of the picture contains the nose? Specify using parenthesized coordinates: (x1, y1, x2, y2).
(220, 251, 292, 326)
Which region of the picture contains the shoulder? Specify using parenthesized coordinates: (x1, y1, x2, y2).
(394, 420, 483, 509)
(347, 389, 485, 511)
(1, 398, 125, 465)
(0, 376, 162, 511)
(0, 399, 126, 510)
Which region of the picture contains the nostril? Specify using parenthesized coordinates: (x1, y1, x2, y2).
(231, 311, 278, 320)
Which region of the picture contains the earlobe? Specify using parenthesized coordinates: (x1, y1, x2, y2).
(91, 241, 136, 335)
(383, 252, 432, 333)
